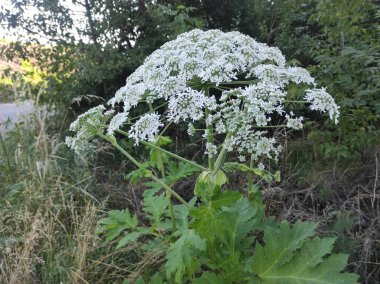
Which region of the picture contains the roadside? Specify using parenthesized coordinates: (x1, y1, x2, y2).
(0, 101, 35, 133)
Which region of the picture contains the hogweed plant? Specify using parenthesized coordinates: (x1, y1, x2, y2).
(66, 30, 358, 283)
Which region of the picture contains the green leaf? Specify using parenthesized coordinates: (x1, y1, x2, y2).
(191, 190, 241, 243)
(97, 209, 138, 241)
(151, 273, 165, 284)
(143, 189, 168, 225)
(274, 171, 281, 182)
(171, 197, 196, 230)
(143, 181, 163, 191)
(143, 161, 199, 191)
(190, 206, 225, 243)
(126, 162, 152, 182)
(116, 227, 150, 249)
(223, 162, 274, 182)
(165, 161, 200, 185)
(209, 189, 242, 209)
(214, 170, 228, 186)
(194, 171, 212, 200)
(135, 277, 145, 284)
(222, 198, 259, 252)
(252, 221, 317, 271)
(165, 229, 206, 283)
(251, 221, 359, 283)
(192, 272, 229, 284)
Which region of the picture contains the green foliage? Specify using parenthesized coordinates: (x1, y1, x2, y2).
(98, 187, 358, 283)
(272, 0, 380, 163)
(165, 229, 206, 282)
(251, 222, 358, 283)
(126, 162, 153, 182)
(1, 0, 205, 109)
(149, 136, 172, 169)
(189, 191, 241, 244)
(143, 189, 169, 225)
(97, 209, 138, 241)
(329, 211, 358, 255)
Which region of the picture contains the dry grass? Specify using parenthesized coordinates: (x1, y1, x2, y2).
(0, 99, 165, 283)
(0, 107, 104, 283)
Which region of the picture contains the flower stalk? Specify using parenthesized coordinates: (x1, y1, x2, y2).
(99, 133, 189, 208)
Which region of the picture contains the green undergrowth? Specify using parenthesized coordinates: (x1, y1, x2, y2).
(98, 187, 358, 283)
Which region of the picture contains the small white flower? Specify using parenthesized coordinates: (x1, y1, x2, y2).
(107, 112, 129, 135)
(215, 120, 226, 134)
(205, 142, 218, 157)
(258, 163, 265, 171)
(167, 88, 216, 123)
(238, 155, 246, 162)
(128, 113, 163, 145)
(305, 88, 340, 123)
(66, 105, 106, 154)
(285, 112, 304, 130)
(187, 123, 196, 136)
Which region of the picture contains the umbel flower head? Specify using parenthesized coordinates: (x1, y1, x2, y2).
(66, 29, 340, 161)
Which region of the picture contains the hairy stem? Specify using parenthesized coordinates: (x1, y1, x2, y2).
(166, 189, 177, 231)
(212, 132, 232, 176)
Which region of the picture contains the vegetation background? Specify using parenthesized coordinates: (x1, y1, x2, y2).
(0, 0, 379, 283)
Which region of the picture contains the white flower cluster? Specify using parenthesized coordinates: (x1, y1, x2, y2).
(128, 113, 163, 145)
(286, 111, 304, 130)
(66, 29, 340, 162)
(305, 88, 340, 123)
(65, 105, 112, 154)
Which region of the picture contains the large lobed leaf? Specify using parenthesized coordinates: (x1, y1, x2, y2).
(251, 221, 359, 284)
(165, 229, 206, 283)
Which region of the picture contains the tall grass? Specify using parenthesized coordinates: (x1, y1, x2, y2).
(0, 105, 100, 282)
(0, 102, 154, 283)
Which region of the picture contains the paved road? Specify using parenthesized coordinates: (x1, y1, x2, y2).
(0, 101, 35, 133)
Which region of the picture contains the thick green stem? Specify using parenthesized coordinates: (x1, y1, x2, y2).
(99, 133, 189, 208)
(166, 189, 177, 231)
(204, 87, 215, 171)
(116, 129, 207, 171)
(212, 132, 232, 176)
